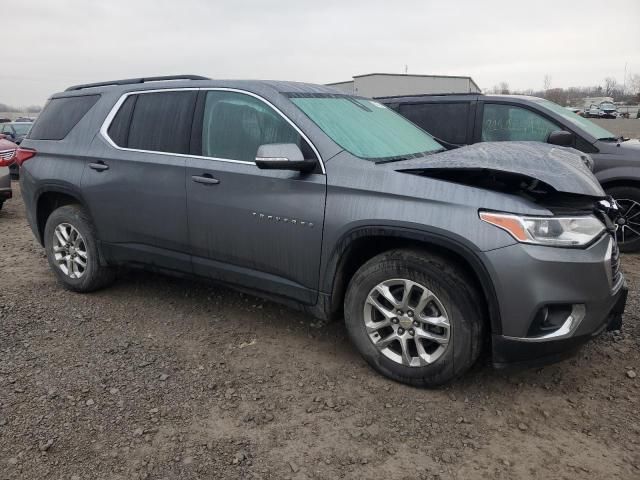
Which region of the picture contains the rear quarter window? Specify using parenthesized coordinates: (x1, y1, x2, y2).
(29, 95, 100, 140)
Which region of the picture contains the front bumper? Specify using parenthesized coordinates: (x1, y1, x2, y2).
(484, 233, 626, 367)
(492, 282, 626, 368)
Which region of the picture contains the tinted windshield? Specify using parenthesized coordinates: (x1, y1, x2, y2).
(534, 98, 615, 140)
(290, 95, 443, 161)
(12, 123, 32, 135)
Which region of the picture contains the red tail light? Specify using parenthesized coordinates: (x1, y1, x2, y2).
(0, 148, 16, 167)
(15, 147, 37, 166)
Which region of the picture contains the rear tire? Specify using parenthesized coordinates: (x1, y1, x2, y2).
(344, 249, 484, 387)
(606, 185, 640, 253)
(44, 204, 116, 292)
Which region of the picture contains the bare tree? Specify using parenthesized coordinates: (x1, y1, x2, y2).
(543, 75, 552, 91)
(489, 82, 510, 94)
(544, 88, 568, 105)
(604, 77, 619, 97)
(629, 74, 640, 96)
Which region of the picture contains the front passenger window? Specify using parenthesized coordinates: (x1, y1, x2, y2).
(482, 104, 560, 143)
(201, 91, 312, 162)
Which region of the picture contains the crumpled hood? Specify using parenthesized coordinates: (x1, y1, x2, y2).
(386, 141, 604, 197)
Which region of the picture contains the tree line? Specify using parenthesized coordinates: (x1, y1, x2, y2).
(489, 74, 640, 106)
(0, 103, 42, 113)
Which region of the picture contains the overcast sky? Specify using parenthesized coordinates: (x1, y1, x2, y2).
(2, 0, 639, 106)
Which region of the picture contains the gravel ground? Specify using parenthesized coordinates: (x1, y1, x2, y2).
(1, 183, 639, 480)
(591, 118, 640, 139)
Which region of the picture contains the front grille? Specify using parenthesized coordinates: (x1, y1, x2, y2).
(0, 149, 16, 161)
(611, 236, 622, 286)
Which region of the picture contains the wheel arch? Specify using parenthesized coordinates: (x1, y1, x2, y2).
(599, 178, 640, 191)
(35, 186, 88, 246)
(323, 226, 502, 334)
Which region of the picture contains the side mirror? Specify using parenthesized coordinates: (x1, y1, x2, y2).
(255, 143, 316, 173)
(547, 130, 574, 147)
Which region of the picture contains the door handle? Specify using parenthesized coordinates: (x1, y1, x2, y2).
(89, 162, 109, 172)
(192, 174, 220, 185)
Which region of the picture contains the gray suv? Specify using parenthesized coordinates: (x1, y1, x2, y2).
(19, 76, 626, 386)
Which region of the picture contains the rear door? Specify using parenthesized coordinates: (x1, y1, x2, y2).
(185, 89, 326, 303)
(82, 90, 197, 272)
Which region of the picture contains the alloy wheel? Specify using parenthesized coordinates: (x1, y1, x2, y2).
(53, 223, 88, 279)
(614, 198, 640, 245)
(363, 278, 450, 367)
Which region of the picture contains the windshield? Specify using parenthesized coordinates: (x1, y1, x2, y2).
(289, 95, 443, 161)
(534, 98, 615, 140)
(600, 103, 616, 110)
(12, 123, 32, 135)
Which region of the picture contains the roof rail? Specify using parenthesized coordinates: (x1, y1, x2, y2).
(65, 75, 210, 92)
(375, 92, 483, 100)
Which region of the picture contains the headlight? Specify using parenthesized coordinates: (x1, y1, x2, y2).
(480, 212, 605, 247)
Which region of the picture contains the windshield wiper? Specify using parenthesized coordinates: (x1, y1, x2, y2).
(599, 136, 629, 143)
(375, 148, 446, 164)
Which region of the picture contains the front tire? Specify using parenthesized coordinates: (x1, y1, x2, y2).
(44, 204, 115, 292)
(606, 185, 640, 253)
(344, 249, 484, 387)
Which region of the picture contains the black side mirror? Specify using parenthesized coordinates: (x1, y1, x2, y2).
(255, 143, 316, 173)
(547, 130, 574, 147)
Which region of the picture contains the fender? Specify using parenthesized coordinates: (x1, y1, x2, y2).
(321, 224, 503, 334)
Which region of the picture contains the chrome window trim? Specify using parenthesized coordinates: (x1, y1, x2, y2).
(99, 87, 326, 174)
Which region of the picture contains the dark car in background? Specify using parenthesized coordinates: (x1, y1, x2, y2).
(380, 94, 640, 251)
(1, 121, 32, 144)
(16, 76, 625, 386)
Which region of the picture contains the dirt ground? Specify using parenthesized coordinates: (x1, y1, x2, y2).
(591, 118, 640, 139)
(0, 183, 639, 480)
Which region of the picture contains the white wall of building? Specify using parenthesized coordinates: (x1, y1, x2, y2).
(327, 73, 481, 98)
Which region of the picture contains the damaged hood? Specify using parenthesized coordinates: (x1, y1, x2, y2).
(386, 141, 604, 197)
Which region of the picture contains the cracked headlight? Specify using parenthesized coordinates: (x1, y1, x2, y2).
(480, 212, 605, 247)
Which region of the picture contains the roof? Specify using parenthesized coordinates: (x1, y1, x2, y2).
(377, 93, 551, 103)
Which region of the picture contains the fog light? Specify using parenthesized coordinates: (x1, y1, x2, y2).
(527, 304, 574, 337)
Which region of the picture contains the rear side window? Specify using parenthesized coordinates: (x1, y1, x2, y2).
(398, 102, 469, 145)
(108, 91, 197, 154)
(29, 95, 100, 140)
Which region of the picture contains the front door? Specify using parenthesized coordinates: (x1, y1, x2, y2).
(186, 90, 326, 303)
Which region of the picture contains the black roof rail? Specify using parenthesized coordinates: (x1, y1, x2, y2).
(65, 75, 210, 92)
(375, 92, 483, 100)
